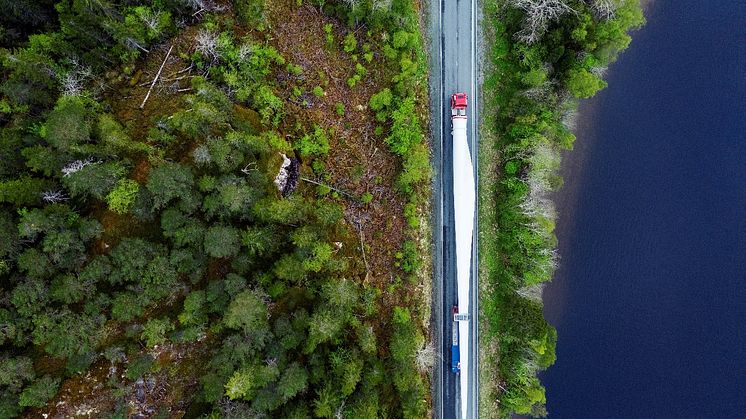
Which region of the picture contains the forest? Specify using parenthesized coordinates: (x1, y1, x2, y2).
(0, 0, 433, 417)
(478, 0, 644, 417)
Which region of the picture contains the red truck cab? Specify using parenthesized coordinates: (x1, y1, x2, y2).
(451, 93, 468, 116)
(451, 93, 468, 109)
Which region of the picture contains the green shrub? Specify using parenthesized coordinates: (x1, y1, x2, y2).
(106, 179, 139, 214)
(141, 318, 174, 347)
(369, 88, 393, 112)
(343, 33, 357, 53)
(236, 0, 266, 30)
(126, 354, 155, 380)
(296, 125, 330, 157)
(356, 192, 371, 204)
(385, 98, 421, 156)
(395, 240, 419, 273)
(18, 376, 60, 408)
(566, 68, 608, 98)
(324, 24, 334, 48)
(287, 63, 303, 76)
(98, 114, 153, 156)
(397, 143, 431, 193)
(403, 202, 419, 228)
(346, 74, 361, 88)
(355, 63, 366, 77)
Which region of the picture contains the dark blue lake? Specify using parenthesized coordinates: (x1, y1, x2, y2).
(542, 0, 746, 417)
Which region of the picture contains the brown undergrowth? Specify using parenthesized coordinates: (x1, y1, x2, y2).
(266, 0, 408, 296)
(27, 339, 210, 419)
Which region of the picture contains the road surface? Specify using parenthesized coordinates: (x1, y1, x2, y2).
(429, 0, 479, 417)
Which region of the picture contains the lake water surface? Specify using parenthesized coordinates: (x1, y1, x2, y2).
(542, 1, 746, 416)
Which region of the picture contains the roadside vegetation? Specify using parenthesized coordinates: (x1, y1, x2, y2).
(478, 0, 644, 416)
(0, 0, 432, 417)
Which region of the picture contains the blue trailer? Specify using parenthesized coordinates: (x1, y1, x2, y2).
(451, 305, 460, 374)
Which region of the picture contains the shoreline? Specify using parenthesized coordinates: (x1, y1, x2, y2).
(542, 98, 601, 327)
(542, 0, 659, 329)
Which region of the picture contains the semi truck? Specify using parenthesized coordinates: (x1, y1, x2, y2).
(451, 92, 475, 419)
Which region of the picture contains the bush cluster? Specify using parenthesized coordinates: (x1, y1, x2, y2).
(310, 0, 433, 416)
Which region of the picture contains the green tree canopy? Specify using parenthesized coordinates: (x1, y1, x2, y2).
(223, 290, 270, 336)
(44, 96, 93, 151)
(18, 376, 60, 408)
(204, 224, 241, 258)
(146, 162, 195, 210)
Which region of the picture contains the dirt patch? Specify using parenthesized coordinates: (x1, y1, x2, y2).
(27, 340, 210, 419)
(103, 25, 203, 143)
(266, 0, 408, 293)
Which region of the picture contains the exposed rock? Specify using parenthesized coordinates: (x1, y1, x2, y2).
(274, 153, 300, 197)
(135, 378, 146, 403)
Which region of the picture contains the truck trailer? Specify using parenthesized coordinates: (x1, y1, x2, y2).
(451, 305, 461, 374)
(451, 92, 475, 419)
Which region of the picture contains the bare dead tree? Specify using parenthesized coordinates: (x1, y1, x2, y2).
(184, 0, 207, 10)
(509, 0, 575, 44)
(61, 73, 84, 96)
(140, 44, 174, 109)
(217, 398, 255, 419)
(341, 0, 361, 12)
(237, 43, 252, 62)
(356, 221, 370, 279)
(300, 177, 356, 200)
(62, 157, 101, 177)
(334, 401, 346, 419)
(56, 57, 93, 96)
(516, 283, 545, 302)
(537, 247, 559, 275)
(518, 349, 541, 375)
(139, 9, 162, 32)
(124, 37, 150, 54)
(590, 65, 608, 78)
(561, 105, 578, 130)
(184, 0, 228, 16)
(521, 83, 552, 101)
(587, 0, 619, 20)
(241, 162, 257, 175)
(517, 139, 559, 223)
(195, 29, 221, 65)
(61, 70, 91, 96)
(372, 0, 393, 13)
(416, 341, 437, 373)
(519, 175, 556, 221)
(41, 190, 69, 204)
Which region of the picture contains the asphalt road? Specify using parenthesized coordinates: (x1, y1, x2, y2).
(428, 0, 479, 417)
